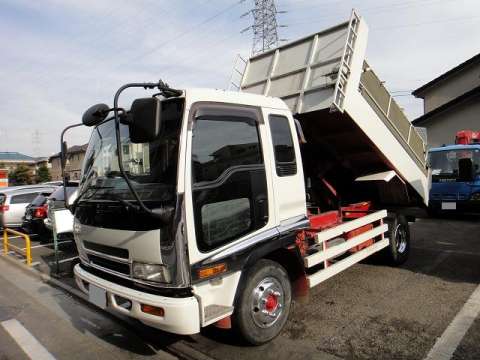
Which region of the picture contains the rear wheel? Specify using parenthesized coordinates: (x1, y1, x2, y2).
(383, 214, 410, 266)
(233, 259, 292, 345)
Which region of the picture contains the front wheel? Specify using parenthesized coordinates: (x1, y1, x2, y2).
(233, 259, 292, 345)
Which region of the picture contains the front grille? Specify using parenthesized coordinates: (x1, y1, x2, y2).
(88, 254, 130, 275)
(84, 241, 129, 259)
(442, 194, 457, 201)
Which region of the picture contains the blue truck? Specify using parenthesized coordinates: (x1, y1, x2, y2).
(428, 130, 480, 214)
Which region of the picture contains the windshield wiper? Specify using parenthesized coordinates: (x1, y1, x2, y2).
(71, 185, 113, 213)
(107, 194, 175, 223)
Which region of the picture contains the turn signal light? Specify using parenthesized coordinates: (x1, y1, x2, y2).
(198, 263, 227, 279)
(141, 304, 165, 317)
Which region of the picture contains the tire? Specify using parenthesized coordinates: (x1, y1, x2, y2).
(233, 259, 292, 345)
(382, 214, 410, 266)
(427, 205, 438, 218)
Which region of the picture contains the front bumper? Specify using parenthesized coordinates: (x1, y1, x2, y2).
(74, 264, 200, 335)
(429, 200, 480, 213)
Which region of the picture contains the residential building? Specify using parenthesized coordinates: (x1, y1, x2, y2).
(49, 144, 88, 181)
(0, 152, 36, 174)
(0, 152, 51, 185)
(412, 53, 480, 148)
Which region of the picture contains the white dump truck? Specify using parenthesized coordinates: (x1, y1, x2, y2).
(69, 11, 428, 344)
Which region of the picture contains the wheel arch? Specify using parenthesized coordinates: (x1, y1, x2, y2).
(234, 234, 308, 304)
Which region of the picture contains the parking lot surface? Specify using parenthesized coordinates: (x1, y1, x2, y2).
(0, 215, 479, 360)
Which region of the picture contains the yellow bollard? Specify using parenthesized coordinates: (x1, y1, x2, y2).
(25, 234, 31, 266)
(3, 228, 32, 266)
(3, 229, 7, 255)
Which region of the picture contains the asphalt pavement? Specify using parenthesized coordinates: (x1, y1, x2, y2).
(0, 215, 479, 360)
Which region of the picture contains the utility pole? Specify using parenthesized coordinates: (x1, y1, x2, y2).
(241, 0, 286, 55)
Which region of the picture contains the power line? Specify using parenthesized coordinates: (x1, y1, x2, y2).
(372, 15, 480, 30)
(286, 0, 449, 26)
(120, 0, 246, 68)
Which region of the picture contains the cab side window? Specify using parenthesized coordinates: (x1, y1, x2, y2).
(269, 115, 297, 176)
(192, 108, 268, 251)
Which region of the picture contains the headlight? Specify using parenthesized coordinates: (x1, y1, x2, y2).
(132, 262, 171, 283)
(471, 192, 480, 201)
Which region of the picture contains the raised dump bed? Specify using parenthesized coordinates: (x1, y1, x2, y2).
(240, 11, 428, 206)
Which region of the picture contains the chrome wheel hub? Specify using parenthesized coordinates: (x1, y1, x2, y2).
(251, 277, 284, 328)
(394, 224, 407, 253)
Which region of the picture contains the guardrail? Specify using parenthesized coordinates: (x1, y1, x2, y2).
(2, 228, 32, 266)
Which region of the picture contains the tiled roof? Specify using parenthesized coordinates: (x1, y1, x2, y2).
(49, 144, 88, 160)
(0, 152, 36, 162)
(413, 52, 480, 97)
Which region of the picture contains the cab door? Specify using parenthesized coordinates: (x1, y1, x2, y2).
(262, 108, 306, 224)
(185, 103, 276, 264)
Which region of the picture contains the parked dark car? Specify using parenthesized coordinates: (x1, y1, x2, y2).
(22, 190, 55, 236)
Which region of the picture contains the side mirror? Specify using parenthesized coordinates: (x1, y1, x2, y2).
(458, 158, 474, 182)
(129, 98, 161, 143)
(82, 103, 110, 127)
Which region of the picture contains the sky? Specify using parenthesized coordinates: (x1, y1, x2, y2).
(0, 0, 479, 157)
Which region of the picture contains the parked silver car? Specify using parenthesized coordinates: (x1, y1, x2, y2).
(0, 185, 58, 228)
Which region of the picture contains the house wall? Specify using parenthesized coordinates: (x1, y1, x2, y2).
(0, 161, 36, 174)
(66, 152, 86, 180)
(420, 62, 480, 113)
(50, 157, 62, 181)
(422, 95, 480, 148)
(50, 152, 86, 181)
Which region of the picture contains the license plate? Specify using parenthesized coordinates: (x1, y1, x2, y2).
(89, 284, 107, 309)
(441, 202, 456, 210)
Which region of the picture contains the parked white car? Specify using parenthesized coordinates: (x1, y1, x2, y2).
(45, 184, 78, 236)
(0, 185, 58, 228)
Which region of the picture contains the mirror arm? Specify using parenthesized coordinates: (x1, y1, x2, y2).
(112, 82, 176, 223)
(60, 123, 83, 209)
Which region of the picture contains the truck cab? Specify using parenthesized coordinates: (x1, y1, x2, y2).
(428, 131, 480, 213)
(73, 89, 309, 338)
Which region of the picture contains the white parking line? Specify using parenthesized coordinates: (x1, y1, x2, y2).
(49, 256, 79, 264)
(26, 241, 71, 250)
(4, 234, 37, 240)
(425, 284, 480, 360)
(1, 318, 56, 360)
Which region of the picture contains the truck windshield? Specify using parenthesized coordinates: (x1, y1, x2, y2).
(429, 148, 480, 177)
(76, 98, 184, 230)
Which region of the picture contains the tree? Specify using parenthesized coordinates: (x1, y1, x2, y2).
(9, 165, 33, 185)
(35, 164, 51, 183)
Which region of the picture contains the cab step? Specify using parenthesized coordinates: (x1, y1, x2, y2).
(203, 304, 234, 326)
